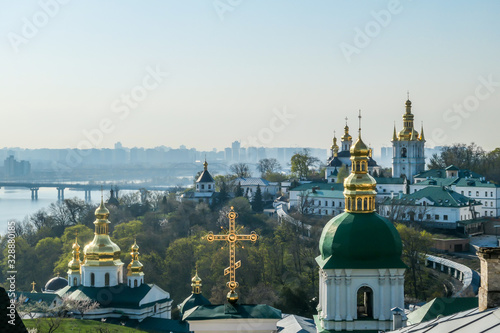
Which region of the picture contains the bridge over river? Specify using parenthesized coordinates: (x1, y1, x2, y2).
(0, 182, 178, 201)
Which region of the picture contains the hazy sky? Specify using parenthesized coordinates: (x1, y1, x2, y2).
(1, 1, 499, 152)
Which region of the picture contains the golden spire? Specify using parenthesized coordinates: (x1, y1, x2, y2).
(82, 191, 122, 267)
(205, 207, 258, 304)
(420, 122, 425, 141)
(203, 158, 208, 171)
(341, 117, 352, 142)
(331, 131, 339, 157)
(31, 281, 37, 293)
(68, 233, 81, 271)
(191, 267, 203, 294)
(127, 238, 144, 276)
(343, 111, 377, 213)
(392, 122, 398, 141)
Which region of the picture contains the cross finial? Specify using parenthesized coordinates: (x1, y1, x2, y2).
(407, 90, 410, 100)
(31, 281, 36, 293)
(345, 117, 348, 126)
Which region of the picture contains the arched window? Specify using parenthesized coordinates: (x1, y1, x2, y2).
(361, 163, 365, 171)
(90, 273, 95, 287)
(357, 198, 362, 210)
(357, 286, 373, 319)
(401, 147, 407, 158)
(134, 280, 138, 287)
(363, 198, 368, 210)
(73, 277, 77, 286)
(105, 273, 110, 286)
(347, 198, 351, 210)
(129, 280, 131, 287)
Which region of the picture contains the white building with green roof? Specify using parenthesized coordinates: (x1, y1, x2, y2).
(379, 186, 482, 229)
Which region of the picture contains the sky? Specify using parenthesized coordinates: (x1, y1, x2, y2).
(1, 0, 499, 152)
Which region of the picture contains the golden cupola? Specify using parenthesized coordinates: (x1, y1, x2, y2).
(127, 239, 144, 276)
(396, 98, 419, 141)
(341, 123, 352, 142)
(82, 196, 122, 267)
(68, 234, 81, 271)
(191, 269, 202, 294)
(343, 116, 377, 213)
(331, 133, 339, 157)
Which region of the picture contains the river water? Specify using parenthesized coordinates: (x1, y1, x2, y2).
(0, 187, 119, 234)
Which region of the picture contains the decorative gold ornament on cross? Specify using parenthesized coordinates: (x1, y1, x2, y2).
(205, 206, 258, 304)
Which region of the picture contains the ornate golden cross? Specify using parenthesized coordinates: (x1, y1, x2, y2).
(205, 206, 258, 303)
(31, 281, 36, 293)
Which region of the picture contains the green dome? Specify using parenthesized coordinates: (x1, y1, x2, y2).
(316, 212, 406, 269)
(179, 293, 211, 314)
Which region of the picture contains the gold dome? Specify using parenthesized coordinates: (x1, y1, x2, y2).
(68, 235, 82, 271)
(127, 239, 144, 276)
(397, 97, 419, 141)
(82, 198, 122, 267)
(191, 269, 203, 294)
(343, 122, 377, 213)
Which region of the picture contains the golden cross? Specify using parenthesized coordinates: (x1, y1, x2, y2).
(205, 206, 258, 303)
(31, 281, 36, 293)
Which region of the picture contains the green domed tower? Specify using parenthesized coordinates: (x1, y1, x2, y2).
(315, 115, 406, 332)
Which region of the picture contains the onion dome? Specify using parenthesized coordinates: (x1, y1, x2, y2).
(67, 235, 81, 271)
(82, 196, 122, 267)
(179, 269, 211, 314)
(196, 160, 214, 183)
(127, 239, 144, 276)
(397, 97, 419, 141)
(341, 123, 352, 142)
(317, 114, 406, 270)
(44, 276, 68, 292)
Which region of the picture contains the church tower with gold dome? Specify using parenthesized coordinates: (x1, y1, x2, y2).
(315, 115, 406, 332)
(392, 96, 425, 182)
(80, 196, 124, 288)
(67, 235, 82, 287)
(127, 239, 144, 288)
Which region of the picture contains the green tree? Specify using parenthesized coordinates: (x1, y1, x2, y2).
(336, 165, 349, 183)
(396, 224, 434, 300)
(235, 181, 244, 197)
(291, 149, 319, 179)
(251, 185, 264, 213)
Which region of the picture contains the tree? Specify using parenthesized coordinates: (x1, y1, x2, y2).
(290, 149, 320, 179)
(230, 163, 251, 178)
(428, 143, 485, 171)
(396, 224, 433, 300)
(62, 295, 99, 319)
(336, 165, 349, 184)
(257, 158, 281, 177)
(235, 182, 244, 197)
(251, 185, 264, 213)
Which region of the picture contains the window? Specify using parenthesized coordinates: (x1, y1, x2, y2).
(476, 191, 479, 196)
(426, 214, 431, 220)
(418, 214, 423, 220)
(129, 280, 131, 287)
(332, 201, 335, 207)
(435, 215, 439, 220)
(134, 280, 138, 287)
(444, 215, 448, 221)
(318, 200, 321, 206)
(201, 184, 204, 190)
(91, 273, 95, 287)
(357, 286, 373, 319)
(325, 201, 328, 206)
(468, 191, 471, 196)
(461, 191, 464, 195)
(383, 189, 387, 193)
(491, 192, 493, 197)
(105, 273, 110, 286)
(73, 277, 77, 286)
(208, 185, 211, 189)
(486, 191, 488, 197)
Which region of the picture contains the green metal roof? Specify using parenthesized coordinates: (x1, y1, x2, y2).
(178, 293, 211, 315)
(301, 189, 344, 199)
(316, 212, 406, 269)
(407, 297, 478, 325)
(58, 284, 171, 309)
(373, 177, 405, 184)
(414, 168, 482, 180)
(292, 182, 344, 192)
(381, 186, 481, 207)
(14, 291, 59, 306)
(182, 303, 282, 321)
(457, 218, 489, 226)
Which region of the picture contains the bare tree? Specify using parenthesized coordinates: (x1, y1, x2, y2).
(62, 295, 99, 319)
(230, 163, 251, 178)
(257, 158, 282, 177)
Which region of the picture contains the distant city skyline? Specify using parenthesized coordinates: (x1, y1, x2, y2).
(1, 1, 499, 151)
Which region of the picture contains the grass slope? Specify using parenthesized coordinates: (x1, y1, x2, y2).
(23, 318, 148, 332)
